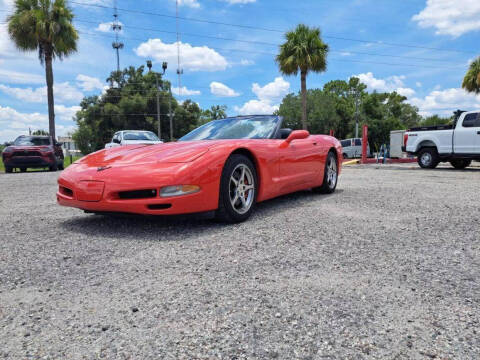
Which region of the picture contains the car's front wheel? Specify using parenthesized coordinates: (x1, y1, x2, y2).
(314, 150, 338, 194)
(216, 154, 257, 223)
(5, 166, 13, 173)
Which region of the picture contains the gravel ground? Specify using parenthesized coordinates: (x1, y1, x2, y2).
(0, 164, 479, 359)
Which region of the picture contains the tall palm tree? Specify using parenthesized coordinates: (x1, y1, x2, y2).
(8, 0, 78, 141)
(276, 24, 328, 130)
(462, 57, 480, 94)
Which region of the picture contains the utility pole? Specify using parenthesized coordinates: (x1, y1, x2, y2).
(111, 0, 123, 72)
(354, 89, 360, 138)
(147, 60, 171, 141)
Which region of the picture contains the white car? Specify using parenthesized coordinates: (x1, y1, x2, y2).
(404, 110, 480, 169)
(105, 130, 163, 149)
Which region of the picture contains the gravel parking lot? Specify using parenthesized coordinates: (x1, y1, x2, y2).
(0, 164, 479, 359)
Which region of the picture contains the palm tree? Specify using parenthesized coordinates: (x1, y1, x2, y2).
(8, 0, 78, 142)
(276, 24, 328, 130)
(462, 57, 480, 94)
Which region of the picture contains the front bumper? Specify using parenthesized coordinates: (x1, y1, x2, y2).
(3, 155, 55, 168)
(56, 164, 219, 215)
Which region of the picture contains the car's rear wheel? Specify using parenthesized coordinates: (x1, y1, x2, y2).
(450, 159, 471, 169)
(417, 148, 439, 169)
(58, 161, 64, 170)
(216, 154, 257, 223)
(314, 151, 338, 194)
(5, 166, 13, 173)
(49, 163, 58, 171)
(20, 167, 26, 172)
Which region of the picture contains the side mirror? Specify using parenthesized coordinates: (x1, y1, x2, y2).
(285, 130, 310, 143)
(112, 138, 121, 144)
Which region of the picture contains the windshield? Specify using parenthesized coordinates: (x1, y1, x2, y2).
(14, 136, 50, 146)
(179, 116, 279, 141)
(123, 131, 159, 141)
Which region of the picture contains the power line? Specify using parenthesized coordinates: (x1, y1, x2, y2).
(68, 0, 476, 55)
(77, 31, 466, 70)
(71, 19, 460, 64)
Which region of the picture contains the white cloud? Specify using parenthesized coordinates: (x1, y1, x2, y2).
(234, 100, 278, 115)
(135, 39, 228, 72)
(234, 77, 290, 115)
(171, 86, 201, 96)
(95, 21, 123, 33)
(240, 59, 254, 66)
(354, 72, 415, 98)
(0, 104, 79, 142)
(416, 82, 422, 88)
(55, 105, 81, 122)
(0, 82, 84, 103)
(252, 76, 290, 102)
(210, 81, 240, 97)
(76, 74, 105, 91)
(412, 0, 480, 37)
(409, 88, 480, 116)
(0, 69, 44, 84)
(177, 0, 200, 8)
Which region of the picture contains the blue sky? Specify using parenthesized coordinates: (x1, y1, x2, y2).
(1, 0, 480, 142)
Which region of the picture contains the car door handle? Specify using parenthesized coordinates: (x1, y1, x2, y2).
(312, 142, 317, 145)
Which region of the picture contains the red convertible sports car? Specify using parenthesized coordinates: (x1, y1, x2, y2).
(57, 115, 342, 222)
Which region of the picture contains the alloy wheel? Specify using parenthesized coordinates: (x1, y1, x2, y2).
(327, 155, 337, 189)
(229, 164, 255, 214)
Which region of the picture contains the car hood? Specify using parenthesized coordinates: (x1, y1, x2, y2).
(77, 141, 214, 167)
(4, 145, 52, 152)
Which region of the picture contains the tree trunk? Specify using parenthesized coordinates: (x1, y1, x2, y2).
(300, 70, 308, 130)
(45, 49, 56, 143)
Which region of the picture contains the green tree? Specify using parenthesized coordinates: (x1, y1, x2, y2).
(7, 0, 78, 141)
(276, 24, 328, 130)
(32, 129, 49, 135)
(462, 57, 480, 94)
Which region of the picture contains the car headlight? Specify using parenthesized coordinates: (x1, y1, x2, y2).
(159, 185, 200, 197)
(2, 147, 13, 154)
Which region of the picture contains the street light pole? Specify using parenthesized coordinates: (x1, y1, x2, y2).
(155, 75, 161, 140)
(146, 60, 162, 140)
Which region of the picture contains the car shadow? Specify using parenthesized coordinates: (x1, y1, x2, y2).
(58, 189, 343, 241)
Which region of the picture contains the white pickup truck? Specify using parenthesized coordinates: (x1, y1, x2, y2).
(404, 110, 480, 169)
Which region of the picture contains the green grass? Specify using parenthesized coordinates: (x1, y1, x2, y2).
(0, 155, 81, 173)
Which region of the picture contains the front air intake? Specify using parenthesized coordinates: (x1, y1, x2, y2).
(118, 189, 157, 199)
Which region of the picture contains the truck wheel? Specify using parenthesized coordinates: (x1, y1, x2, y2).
(5, 166, 13, 173)
(20, 167, 27, 172)
(450, 159, 471, 169)
(417, 148, 439, 169)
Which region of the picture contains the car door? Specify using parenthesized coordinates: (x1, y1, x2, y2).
(454, 112, 480, 153)
(278, 136, 321, 190)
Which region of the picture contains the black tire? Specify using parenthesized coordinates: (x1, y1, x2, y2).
(450, 159, 471, 169)
(417, 148, 439, 169)
(58, 161, 64, 170)
(5, 166, 13, 173)
(49, 163, 58, 172)
(20, 167, 27, 172)
(215, 154, 258, 223)
(343, 153, 348, 159)
(313, 151, 338, 194)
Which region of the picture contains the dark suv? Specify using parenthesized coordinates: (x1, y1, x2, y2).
(2, 135, 64, 173)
